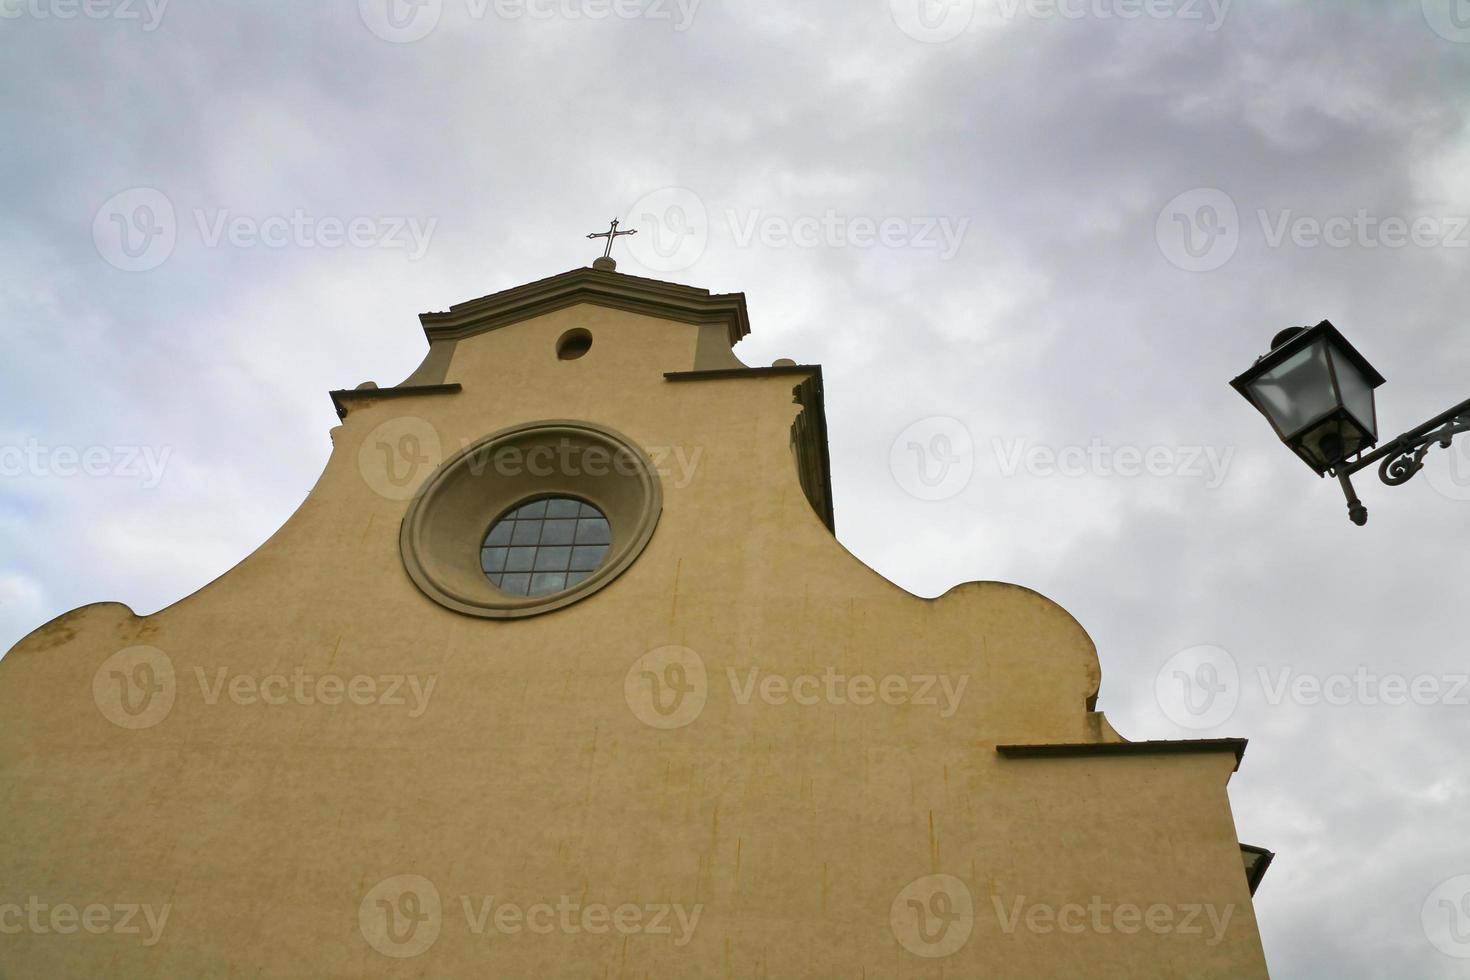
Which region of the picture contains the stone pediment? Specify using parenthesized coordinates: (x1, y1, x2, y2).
(417, 266, 751, 347)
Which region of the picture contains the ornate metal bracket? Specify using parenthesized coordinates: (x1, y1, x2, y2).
(1329, 398, 1470, 525)
(1376, 417, 1470, 486)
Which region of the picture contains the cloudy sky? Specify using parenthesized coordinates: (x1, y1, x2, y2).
(4, 0, 1470, 974)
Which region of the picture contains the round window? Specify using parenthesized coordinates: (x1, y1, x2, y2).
(481, 497, 611, 597)
(399, 419, 662, 619)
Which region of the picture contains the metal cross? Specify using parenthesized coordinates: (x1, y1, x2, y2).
(587, 218, 637, 259)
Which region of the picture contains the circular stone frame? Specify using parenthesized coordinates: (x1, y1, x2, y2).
(400, 419, 663, 619)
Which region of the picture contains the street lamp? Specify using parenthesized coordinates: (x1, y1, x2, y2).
(1231, 319, 1470, 526)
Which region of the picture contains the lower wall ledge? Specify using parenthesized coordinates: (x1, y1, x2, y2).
(995, 738, 1248, 771)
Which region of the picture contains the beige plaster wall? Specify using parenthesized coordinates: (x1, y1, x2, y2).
(0, 301, 1267, 977)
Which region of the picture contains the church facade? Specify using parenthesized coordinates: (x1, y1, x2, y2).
(0, 261, 1271, 976)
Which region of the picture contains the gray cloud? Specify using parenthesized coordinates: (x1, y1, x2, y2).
(4, 1, 1470, 974)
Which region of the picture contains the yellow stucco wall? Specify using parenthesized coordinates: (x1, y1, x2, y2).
(0, 291, 1269, 977)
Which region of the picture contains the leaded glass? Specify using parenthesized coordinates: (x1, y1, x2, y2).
(481, 497, 612, 597)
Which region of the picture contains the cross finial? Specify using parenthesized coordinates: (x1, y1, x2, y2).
(587, 218, 637, 270)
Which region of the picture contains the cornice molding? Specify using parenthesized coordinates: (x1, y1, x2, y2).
(996, 738, 1248, 771)
(1240, 843, 1274, 896)
(329, 383, 462, 419)
(663, 365, 820, 382)
(419, 267, 751, 347)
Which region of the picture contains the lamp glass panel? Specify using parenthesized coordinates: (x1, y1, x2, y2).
(1330, 348, 1378, 440)
(1246, 338, 1338, 437)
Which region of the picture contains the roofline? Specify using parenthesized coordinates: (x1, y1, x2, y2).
(329, 383, 462, 420)
(996, 738, 1249, 771)
(663, 365, 819, 382)
(418, 266, 751, 347)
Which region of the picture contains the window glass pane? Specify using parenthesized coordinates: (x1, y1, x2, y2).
(570, 545, 609, 571)
(505, 547, 537, 572)
(576, 518, 611, 545)
(566, 568, 593, 587)
(539, 520, 576, 545)
(484, 521, 514, 546)
(530, 572, 567, 595)
(514, 500, 548, 519)
(534, 546, 571, 571)
(481, 547, 508, 573)
(500, 572, 532, 595)
(545, 498, 581, 518)
(510, 522, 542, 546)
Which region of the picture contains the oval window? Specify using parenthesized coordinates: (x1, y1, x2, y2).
(480, 496, 611, 597)
(399, 419, 662, 619)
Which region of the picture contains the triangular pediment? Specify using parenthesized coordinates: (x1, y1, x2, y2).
(418, 266, 750, 347)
